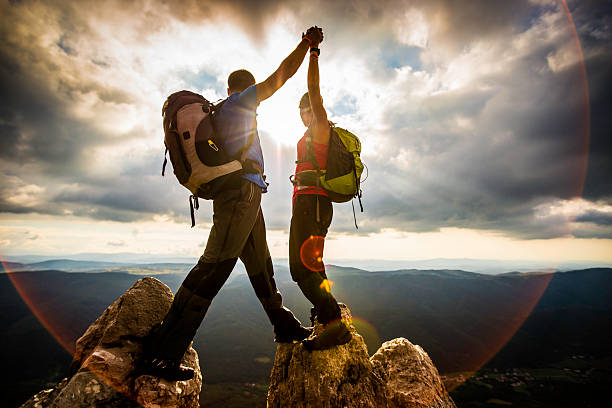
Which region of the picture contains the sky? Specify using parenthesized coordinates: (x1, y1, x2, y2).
(0, 0, 611, 265)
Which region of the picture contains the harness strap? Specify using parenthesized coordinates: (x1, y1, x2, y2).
(303, 130, 323, 223)
(315, 176, 320, 223)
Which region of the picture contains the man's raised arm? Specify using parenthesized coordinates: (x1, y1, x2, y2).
(256, 27, 324, 104)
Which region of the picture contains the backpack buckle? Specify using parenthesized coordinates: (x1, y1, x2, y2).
(208, 139, 219, 151)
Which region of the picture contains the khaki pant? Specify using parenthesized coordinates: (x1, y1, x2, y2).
(151, 179, 303, 362)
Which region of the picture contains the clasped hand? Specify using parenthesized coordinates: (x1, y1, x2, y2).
(302, 26, 323, 47)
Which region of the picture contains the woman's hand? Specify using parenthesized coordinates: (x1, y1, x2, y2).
(303, 26, 323, 47)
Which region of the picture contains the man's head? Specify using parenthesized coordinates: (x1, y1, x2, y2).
(228, 69, 256, 95)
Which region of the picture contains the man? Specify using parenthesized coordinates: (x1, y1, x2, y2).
(145, 27, 324, 381)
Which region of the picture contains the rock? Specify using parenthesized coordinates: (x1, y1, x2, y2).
(371, 338, 457, 408)
(268, 304, 456, 408)
(20, 277, 202, 408)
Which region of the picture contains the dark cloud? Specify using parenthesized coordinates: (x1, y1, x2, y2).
(335, 1, 608, 239)
(563, 0, 612, 200)
(575, 209, 612, 226)
(0, 0, 610, 242)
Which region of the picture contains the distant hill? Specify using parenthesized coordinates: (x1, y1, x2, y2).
(1, 265, 610, 407)
(25, 259, 130, 271)
(0, 261, 26, 272)
(0, 259, 194, 274)
(5, 254, 610, 273)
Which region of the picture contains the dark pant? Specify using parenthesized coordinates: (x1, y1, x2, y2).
(151, 179, 303, 362)
(289, 194, 341, 325)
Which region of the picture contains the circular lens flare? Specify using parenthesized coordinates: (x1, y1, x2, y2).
(300, 235, 326, 272)
(0, 1, 590, 400)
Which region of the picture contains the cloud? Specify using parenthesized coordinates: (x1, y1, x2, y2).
(575, 210, 612, 226)
(0, 0, 610, 242)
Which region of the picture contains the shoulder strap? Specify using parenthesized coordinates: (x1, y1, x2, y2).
(210, 98, 256, 165)
(298, 128, 321, 170)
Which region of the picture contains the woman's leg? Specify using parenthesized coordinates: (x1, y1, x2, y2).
(289, 195, 341, 325)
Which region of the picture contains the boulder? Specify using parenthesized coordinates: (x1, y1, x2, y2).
(371, 338, 457, 408)
(20, 277, 202, 408)
(268, 304, 456, 408)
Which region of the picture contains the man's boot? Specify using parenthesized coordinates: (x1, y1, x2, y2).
(141, 325, 195, 381)
(141, 357, 195, 381)
(266, 306, 312, 343)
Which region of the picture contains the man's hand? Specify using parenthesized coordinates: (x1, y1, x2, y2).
(255, 27, 320, 103)
(303, 26, 323, 47)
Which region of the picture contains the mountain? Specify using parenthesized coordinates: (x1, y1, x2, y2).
(5, 254, 610, 273)
(1, 265, 610, 407)
(0, 258, 243, 277)
(0, 261, 27, 272)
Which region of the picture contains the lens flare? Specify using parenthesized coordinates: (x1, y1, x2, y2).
(561, 0, 590, 199)
(1, 256, 137, 401)
(1, 256, 76, 356)
(0, 1, 590, 400)
(300, 235, 326, 272)
(320, 279, 334, 293)
(350, 316, 382, 355)
(443, 270, 555, 391)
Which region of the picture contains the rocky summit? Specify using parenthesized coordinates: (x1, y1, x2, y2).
(22, 278, 454, 408)
(20, 277, 202, 408)
(268, 304, 456, 408)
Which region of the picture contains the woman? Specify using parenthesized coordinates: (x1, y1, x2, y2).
(289, 28, 352, 350)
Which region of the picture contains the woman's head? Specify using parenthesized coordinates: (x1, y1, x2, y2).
(299, 92, 312, 127)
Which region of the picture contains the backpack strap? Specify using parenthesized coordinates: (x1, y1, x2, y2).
(189, 195, 199, 228)
(210, 99, 261, 176)
(302, 128, 323, 222)
(351, 200, 358, 229)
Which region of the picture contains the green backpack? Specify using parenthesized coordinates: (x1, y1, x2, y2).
(293, 126, 364, 227)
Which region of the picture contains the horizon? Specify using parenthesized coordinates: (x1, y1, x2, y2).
(3, 252, 611, 275)
(1, 1, 611, 264)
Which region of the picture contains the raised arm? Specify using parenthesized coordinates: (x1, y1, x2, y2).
(307, 29, 330, 145)
(256, 28, 322, 104)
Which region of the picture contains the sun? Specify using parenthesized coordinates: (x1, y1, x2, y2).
(257, 90, 306, 146)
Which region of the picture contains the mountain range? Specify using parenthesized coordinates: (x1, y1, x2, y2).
(1, 262, 610, 407)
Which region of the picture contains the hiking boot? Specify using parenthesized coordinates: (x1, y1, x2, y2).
(142, 358, 195, 381)
(275, 325, 313, 343)
(302, 321, 352, 351)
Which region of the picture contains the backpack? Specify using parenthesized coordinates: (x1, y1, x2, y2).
(161, 90, 259, 226)
(292, 126, 364, 227)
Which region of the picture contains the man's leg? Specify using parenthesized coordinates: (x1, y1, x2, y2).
(148, 181, 262, 374)
(149, 258, 236, 362)
(240, 200, 310, 342)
